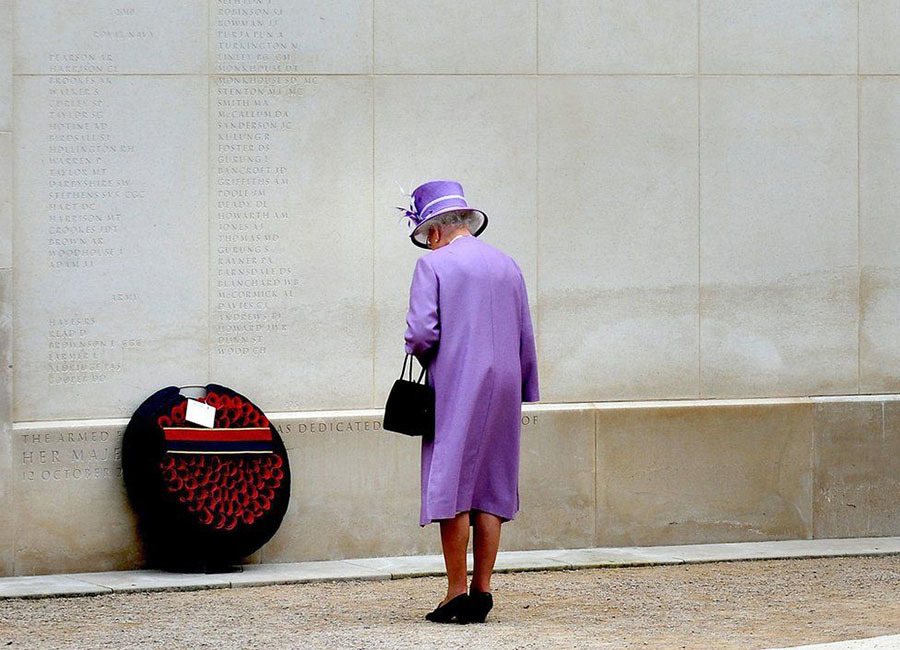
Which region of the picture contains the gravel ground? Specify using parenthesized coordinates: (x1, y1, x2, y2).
(0, 556, 898, 649)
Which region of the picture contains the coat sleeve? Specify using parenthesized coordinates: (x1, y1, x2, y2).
(404, 256, 440, 365)
(518, 273, 540, 402)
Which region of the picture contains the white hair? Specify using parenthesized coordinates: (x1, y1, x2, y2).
(426, 209, 480, 237)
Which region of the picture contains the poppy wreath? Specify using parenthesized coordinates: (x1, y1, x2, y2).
(122, 384, 291, 570)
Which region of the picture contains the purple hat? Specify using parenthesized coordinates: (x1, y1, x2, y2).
(396, 179, 488, 249)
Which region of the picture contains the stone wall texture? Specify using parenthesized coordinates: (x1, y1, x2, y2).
(1, 1, 898, 576)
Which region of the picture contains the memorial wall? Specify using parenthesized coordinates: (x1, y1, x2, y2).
(0, 1, 898, 576)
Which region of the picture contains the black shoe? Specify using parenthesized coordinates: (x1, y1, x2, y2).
(424, 593, 470, 624)
(463, 589, 493, 623)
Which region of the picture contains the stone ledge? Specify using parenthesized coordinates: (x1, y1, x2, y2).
(8, 396, 898, 575)
(11, 392, 900, 430)
(2, 537, 897, 600)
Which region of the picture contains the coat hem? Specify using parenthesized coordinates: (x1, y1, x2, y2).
(419, 505, 518, 527)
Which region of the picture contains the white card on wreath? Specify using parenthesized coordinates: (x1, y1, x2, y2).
(185, 398, 216, 428)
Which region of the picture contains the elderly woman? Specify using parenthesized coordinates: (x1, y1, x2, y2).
(401, 179, 540, 624)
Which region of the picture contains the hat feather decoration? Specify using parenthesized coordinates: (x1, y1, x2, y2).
(395, 180, 419, 235)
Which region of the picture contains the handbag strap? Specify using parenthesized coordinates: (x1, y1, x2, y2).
(401, 353, 410, 380)
(400, 353, 428, 385)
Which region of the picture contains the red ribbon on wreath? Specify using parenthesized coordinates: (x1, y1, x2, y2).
(156, 390, 284, 532)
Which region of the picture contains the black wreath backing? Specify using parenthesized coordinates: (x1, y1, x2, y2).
(122, 383, 291, 571)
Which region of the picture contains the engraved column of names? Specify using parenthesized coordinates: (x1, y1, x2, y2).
(215, 0, 302, 74)
(44, 76, 143, 387)
(214, 76, 298, 357)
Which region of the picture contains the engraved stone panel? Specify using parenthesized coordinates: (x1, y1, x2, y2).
(700, 0, 857, 74)
(261, 411, 436, 562)
(373, 75, 537, 405)
(13, 75, 208, 420)
(263, 408, 582, 562)
(860, 0, 900, 73)
(813, 399, 900, 538)
(538, 0, 697, 74)
(12, 420, 140, 575)
(209, 75, 373, 411)
(11, 398, 900, 574)
(860, 77, 900, 393)
(504, 406, 595, 551)
(212, 0, 372, 74)
(375, 0, 536, 73)
(595, 402, 813, 546)
(538, 76, 699, 402)
(0, 0, 11, 131)
(0, 268, 12, 575)
(699, 76, 858, 398)
(14, 0, 208, 75)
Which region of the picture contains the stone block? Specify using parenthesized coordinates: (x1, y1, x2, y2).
(372, 75, 537, 405)
(546, 546, 684, 568)
(346, 551, 574, 578)
(212, 0, 372, 74)
(230, 561, 389, 587)
(860, 77, 900, 393)
(342, 554, 447, 579)
(13, 75, 209, 420)
(654, 537, 900, 563)
(11, 420, 141, 575)
(813, 400, 900, 537)
(261, 406, 590, 563)
(7, 397, 898, 576)
(0, 268, 12, 575)
(260, 411, 437, 563)
(0, 0, 10, 131)
(860, 0, 900, 73)
(209, 75, 373, 412)
(700, 0, 857, 73)
(14, 0, 208, 74)
(595, 402, 813, 546)
(503, 406, 596, 551)
(0, 133, 9, 269)
(699, 76, 858, 397)
(375, 0, 536, 73)
(491, 550, 569, 573)
(70, 570, 231, 593)
(538, 0, 697, 73)
(537, 76, 699, 402)
(0, 575, 111, 599)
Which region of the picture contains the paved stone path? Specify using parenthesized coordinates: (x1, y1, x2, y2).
(1, 554, 898, 649)
(0, 539, 898, 649)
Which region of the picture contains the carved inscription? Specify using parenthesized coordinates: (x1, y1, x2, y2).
(46, 2, 160, 74)
(47, 315, 128, 386)
(274, 414, 537, 437)
(213, 76, 318, 358)
(215, 0, 303, 73)
(39, 76, 147, 387)
(276, 419, 382, 436)
(18, 428, 123, 482)
(46, 76, 127, 269)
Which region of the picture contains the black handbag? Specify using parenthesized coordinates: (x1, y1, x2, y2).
(383, 354, 435, 438)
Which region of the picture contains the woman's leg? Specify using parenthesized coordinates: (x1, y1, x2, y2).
(438, 511, 470, 603)
(471, 510, 502, 593)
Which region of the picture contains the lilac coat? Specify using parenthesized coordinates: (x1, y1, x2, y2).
(404, 235, 539, 526)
